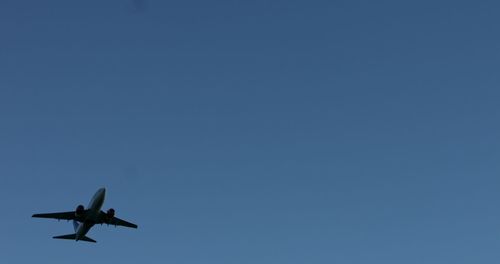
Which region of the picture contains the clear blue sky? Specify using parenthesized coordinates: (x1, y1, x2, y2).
(1, 0, 499, 263)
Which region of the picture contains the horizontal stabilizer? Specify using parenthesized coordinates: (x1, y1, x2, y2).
(53, 234, 76, 240)
(53, 234, 97, 243)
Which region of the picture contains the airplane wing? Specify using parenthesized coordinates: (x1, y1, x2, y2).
(108, 217, 138, 228)
(98, 211, 138, 228)
(32, 211, 82, 221)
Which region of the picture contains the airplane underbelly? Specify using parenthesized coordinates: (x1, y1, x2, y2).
(85, 209, 101, 222)
(77, 222, 94, 238)
(89, 199, 103, 212)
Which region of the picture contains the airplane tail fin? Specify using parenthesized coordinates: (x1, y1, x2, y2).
(73, 220, 79, 232)
(53, 234, 97, 243)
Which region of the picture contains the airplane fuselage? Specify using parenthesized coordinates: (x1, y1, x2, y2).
(75, 188, 105, 240)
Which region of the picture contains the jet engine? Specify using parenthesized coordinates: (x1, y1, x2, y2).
(75, 205, 85, 217)
(107, 208, 115, 219)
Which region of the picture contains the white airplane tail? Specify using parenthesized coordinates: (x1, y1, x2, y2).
(73, 220, 79, 232)
(53, 221, 97, 242)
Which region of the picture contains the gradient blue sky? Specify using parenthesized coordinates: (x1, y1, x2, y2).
(1, 0, 499, 263)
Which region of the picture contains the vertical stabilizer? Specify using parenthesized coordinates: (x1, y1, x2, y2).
(73, 220, 79, 232)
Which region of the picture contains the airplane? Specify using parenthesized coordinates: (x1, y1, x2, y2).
(32, 187, 138, 243)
